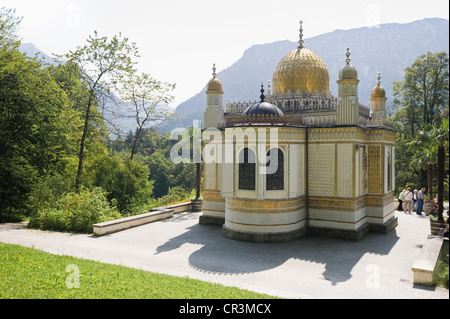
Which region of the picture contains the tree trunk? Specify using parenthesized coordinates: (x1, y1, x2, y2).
(437, 145, 444, 221)
(75, 98, 92, 191)
(427, 162, 433, 200)
(130, 127, 142, 161)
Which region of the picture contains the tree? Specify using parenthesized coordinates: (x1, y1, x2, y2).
(0, 49, 68, 220)
(392, 51, 449, 196)
(85, 155, 154, 214)
(436, 119, 448, 221)
(410, 117, 449, 220)
(57, 31, 139, 190)
(394, 52, 449, 127)
(117, 71, 175, 160)
(47, 61, 110, 173)
(0, 7, 22, 49)
(146, 151, 174, 198)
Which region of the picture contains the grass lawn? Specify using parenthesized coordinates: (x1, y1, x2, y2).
(0, 243, 277, 299)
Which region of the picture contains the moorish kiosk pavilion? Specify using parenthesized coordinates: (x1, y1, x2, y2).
(200, 22, 397, 242)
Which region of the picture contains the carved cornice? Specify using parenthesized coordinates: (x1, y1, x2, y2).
(366, 129, 395, 143)
(226, 197, 306, 213)
(308, 193, 394, 211)
(308, 195, 366, 212)
(203, 190, 225, 202)
(217, 193, 394, 212)
(308, 127, 357, 141)
(366, 192, 394, 207)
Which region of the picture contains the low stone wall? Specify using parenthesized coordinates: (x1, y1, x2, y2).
(165, 201, 192, 214)
(411, 236, 447, 286)
(92, 201, 192, 236)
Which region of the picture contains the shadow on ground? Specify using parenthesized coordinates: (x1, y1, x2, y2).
(155, 214, 399, 286)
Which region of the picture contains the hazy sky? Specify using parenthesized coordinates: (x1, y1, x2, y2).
(3, 0, 449, 107)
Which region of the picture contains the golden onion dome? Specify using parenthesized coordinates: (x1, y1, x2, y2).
(206, 64, 224, 94)
(272, 22, 329, 95)
(371, 73, 386, 99)
(339, 48, 358, 80)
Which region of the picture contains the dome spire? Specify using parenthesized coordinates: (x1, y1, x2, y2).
(206, 63, 223, 94)
(345, 48, 351, 65)
(260, 83, 265, 102)
(371, 72, 386, 99)
(339, 48, 358, 80)
(298, 20, 304, 47)
(212, 63, 217, 78)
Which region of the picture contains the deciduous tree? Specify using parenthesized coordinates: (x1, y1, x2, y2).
(57, 31, 139, 190)
(117, 71, 175, 160)
(0, 49, 68, 220)
(391, 51, 449, 206)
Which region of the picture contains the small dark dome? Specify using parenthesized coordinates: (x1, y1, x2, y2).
(242, 101, 284, 117)
(242, 84, 284, 118)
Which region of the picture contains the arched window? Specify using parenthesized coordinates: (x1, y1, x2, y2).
(266, 148, 284, 191)
(238, 148, 256, 190)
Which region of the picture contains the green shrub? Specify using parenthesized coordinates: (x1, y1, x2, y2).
(85, 155, 154, 214)
(153, 186, 192, 207)
(434, 260, 449, 288)
(38, 208, 68, 232)
(30, 187, 121, 233)
(28, 173, 75, 214)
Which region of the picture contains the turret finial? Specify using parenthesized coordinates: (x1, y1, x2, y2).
(212, 63, 217, 78)
(345, 48, 351, 65)
(299, 20, 304, 47)
(260, 83, 265, 102)
(377, 72, 381, 85)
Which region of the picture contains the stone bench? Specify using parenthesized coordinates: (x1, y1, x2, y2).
(92, 201, 193, 236)
(93, 208, 174, 236)
(411, 236, 446, 285)
(167, 201, 192, 214)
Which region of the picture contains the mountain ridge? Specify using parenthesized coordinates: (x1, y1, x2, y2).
(19, 43, 55, 65)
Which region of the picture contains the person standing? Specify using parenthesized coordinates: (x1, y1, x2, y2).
(398, 189, 406, 211)
(403, 187, 413, 214)
(417, 187, 426, 215)
(412, 189, 418, 212)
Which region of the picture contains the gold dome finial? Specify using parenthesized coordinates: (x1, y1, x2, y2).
(212, 63, 217, 78)
(267, 80, 271, 94)
(339, 48, 358, 80)
(299, 20, 304, 47)
(207, 63, 224, 94)
(345, 48, 351, 65)
(371, 72, 386, 99)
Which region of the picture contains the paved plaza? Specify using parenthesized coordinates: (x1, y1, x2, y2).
(0, 210, 448, 299)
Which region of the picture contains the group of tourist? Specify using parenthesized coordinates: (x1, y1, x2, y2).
(397, 187, 449, 238)
(397, 187, 427, 215)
